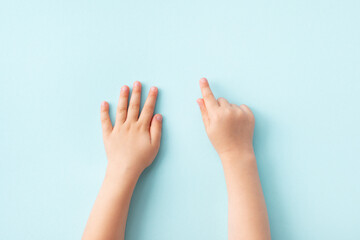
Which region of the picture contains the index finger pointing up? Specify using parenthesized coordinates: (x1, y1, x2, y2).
(199, 78, 218, 108)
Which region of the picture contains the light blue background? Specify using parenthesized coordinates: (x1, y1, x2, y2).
(1, 0, 359, 239)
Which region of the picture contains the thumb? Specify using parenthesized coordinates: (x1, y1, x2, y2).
(150, 114, 163, 146)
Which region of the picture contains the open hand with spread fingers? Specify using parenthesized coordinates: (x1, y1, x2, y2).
(100, 81, 163, 176)
(83, 81, 163, 240)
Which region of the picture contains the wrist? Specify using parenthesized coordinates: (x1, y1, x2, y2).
(219, 148, 256, 168)
(105, 164, 142, 184)
(98, 166, 140, 204)
(218, 146, 255, 160)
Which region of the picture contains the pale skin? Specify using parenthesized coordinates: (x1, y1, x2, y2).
(197, 77, 271, 240)
(82, 81, 162, 240)
(83, 78, 270, 240)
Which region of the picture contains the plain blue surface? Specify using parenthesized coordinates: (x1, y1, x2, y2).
(1, 0, 360, 239)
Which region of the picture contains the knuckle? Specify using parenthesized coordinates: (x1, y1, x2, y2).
(140, 124, 149, 131)
(123, 122, 131, 131)
(236, 110, 244, 118)
(135, 121, 145, 130)
(143, 104, 155, 113)
(223, 108, 232, 116)
(240, 104, 252, 112)
(100, 116, 108, 123)
(130, 103, 140, 110)
(204, 93, 213, 99)
(204, 90, 213, 98)
(117, 106, 127, 113)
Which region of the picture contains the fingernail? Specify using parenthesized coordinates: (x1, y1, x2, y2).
(134, 81, 141, 88)
(196, 99, 202, 105)
(121, 86, 128, 92)
(101, 101, 107, 110)
(156, 115, 162, 122)
(151, 86, 157, 92)
(200, 78, 207, 83)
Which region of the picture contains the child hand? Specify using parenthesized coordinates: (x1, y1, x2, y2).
(196, 78, 255, 159)
(100, 81, 162, 177)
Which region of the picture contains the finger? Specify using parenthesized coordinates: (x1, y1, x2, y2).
(239, 104, 249, 112)
(196, 98, 209, 127)
(150, 114, 162, 147)
(115, 85, 129, 126)
(199, 77, 218, 109)
(100, 101, 112, 136)
(139, 86, 158, 127)
(239, 104, 254, 115)
(127, 81, 142, 121)
(217, 97, 230, 107)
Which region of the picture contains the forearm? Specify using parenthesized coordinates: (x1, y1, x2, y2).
(221, 151, 271, 240)
(82, 167, 140, 240)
